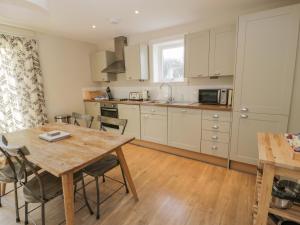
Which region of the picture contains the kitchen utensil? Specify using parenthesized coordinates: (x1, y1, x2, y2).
(270, 196, 293, 209)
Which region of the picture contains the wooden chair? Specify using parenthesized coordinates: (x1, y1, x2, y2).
(0, 135, 93, 225)
(83, 116, 129, 220)
(72, 112, 94, 128)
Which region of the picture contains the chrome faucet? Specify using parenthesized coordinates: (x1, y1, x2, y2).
(160, 83, 173, 103)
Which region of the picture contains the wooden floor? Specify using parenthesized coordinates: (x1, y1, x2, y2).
(0, 144, 256, 225)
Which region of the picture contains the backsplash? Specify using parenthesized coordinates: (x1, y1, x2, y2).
(83, 83, 233, 103)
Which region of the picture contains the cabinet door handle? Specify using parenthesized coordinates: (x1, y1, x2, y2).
(213, 114, 219, 118)
(240, 107, 249, 112)
(212, 145, 218, 150)
(214, 72, 221, 76)
(212, 125, 219, 129)
(181, 109, 187, 112)
(211, 135, 218, 140)
(240, 114, 248, 119)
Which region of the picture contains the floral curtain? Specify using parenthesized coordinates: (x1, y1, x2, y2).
(0, 34, 47, 133)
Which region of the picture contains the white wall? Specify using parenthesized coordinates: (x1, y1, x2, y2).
(37, 35, 98, 121)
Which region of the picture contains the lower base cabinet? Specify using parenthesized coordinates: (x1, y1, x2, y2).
(118, 104, 141, 139)
(168, 108, 202, 152)
(84, 102, 100, 129)
(141, 112, 167, 145)
(230, 112, 288, 164)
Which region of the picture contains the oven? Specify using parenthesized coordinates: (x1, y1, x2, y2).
(100, 102, 119, 129)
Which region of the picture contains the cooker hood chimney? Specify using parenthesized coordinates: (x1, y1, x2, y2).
(102, 36, 127, 74)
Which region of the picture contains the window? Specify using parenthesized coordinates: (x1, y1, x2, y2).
(152, 38, 184, 83)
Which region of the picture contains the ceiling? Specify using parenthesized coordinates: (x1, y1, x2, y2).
(0, 0, 298, 44)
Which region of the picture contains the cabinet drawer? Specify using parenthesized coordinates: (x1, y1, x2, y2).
(141, 106, 167, 115)
(202, 110, 231, 122)
(202, 130, 230, 143)
(118, 104, 140, 111)
(202, 120, 230, 133)
(201, 141, 228, 158)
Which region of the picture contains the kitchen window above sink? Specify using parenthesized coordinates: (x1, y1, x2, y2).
(152, 38, 184, 83)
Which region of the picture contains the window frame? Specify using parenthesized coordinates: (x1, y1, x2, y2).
(151, 37, 186, 84)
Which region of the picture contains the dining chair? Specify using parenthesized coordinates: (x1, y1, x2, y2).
(83, 116, 129, 219)
(0, 135, 93, 225)
(0, 135, 22, 223)
(72, 112, 94, 128)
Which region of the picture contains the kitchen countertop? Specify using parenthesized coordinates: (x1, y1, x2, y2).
(84, 99, 232, 111)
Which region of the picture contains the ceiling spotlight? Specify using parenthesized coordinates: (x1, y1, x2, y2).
(134, 10, 140, 14)
(92, 25, 96, 29)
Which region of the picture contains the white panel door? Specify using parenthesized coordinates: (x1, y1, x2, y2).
(168, 108, 202, 152)
(230, 112, 288, 164)
(233, 5, 300, 115)
(118, 104, 141, 139)
(141, 113, 167, 145)
(209, 25, 236, 77)
(184, 30, 210, 78)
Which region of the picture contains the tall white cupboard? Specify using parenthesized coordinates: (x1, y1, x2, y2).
(230, 4, 300, 164)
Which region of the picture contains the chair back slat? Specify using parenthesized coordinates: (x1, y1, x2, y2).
(72, 112, 94, 128)
(98, 116, 127, 135)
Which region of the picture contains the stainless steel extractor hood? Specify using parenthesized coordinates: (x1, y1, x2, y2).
(102, 36, 127, 74)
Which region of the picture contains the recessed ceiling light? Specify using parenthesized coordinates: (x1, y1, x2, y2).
(134, 10, 140, 14)
(92, 25, 96, 29)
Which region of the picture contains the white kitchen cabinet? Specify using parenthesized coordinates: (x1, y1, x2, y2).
(233, 5, 300, 115)
(90, 51, 116, 82)
(184, 30, 210, 78)
(230, 112, 288, 165)
(168, 108, 202, 152)
(230, 4, 300, 165)
(209, 25, 236, 77)
(84, 101, 100, 129)
(124, 44, 149, 80)
(118, 104, 141, 139)
(141, 106, 167, 145)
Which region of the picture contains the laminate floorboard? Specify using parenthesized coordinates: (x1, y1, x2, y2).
(0, 144, 256, 225)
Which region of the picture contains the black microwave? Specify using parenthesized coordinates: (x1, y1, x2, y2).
(198, 89, 232, 105)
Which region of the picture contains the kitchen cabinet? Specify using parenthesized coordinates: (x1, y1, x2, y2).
(124, 44, 149, 80)
(118, 104, 141, 139)
(141, 106, 167, 145)
(184, 30, 210, 78)
(209, 25, 236, 77)
(168, 108, 202, 152)
(90, 51, 116, 82)
(230, 4, 300, 164)
(230, 112, 288, 164)
(84, 101, 100, 129)
(201, 110, 231, 158)
(233, 6, 299, 115)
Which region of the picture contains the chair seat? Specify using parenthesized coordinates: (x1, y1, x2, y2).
(23, 171, 82, 203)
(83, 154, 119, 177)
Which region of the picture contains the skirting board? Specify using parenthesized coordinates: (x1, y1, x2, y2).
(131, 139, 256, 175)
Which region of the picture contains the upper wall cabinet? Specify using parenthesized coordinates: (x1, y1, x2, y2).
(184, 25, 236, 78)
(124, 44, 149, 80)
(184, 30, 210, 78)
(90, 51, 116, 82)
(209, 25, 236, 77)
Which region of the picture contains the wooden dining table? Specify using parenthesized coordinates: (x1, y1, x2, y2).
(4, 122, 138, 225)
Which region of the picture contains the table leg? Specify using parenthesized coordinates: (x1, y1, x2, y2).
(62, 173, 74, 225)
(116, 147, 139, 201)
(255, 164, 275, 225)
(1, 183, 6, 195)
